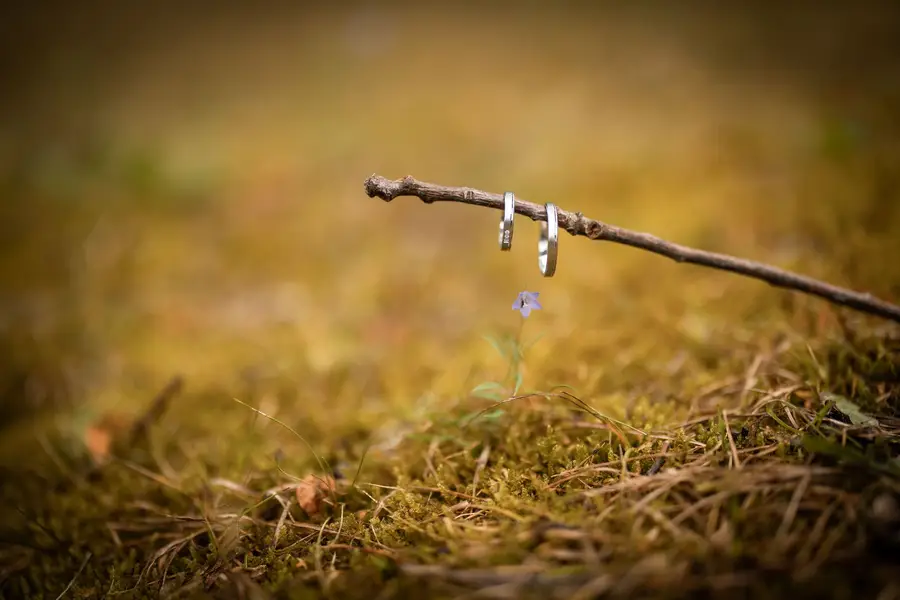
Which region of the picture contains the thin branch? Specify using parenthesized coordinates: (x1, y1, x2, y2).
(364, 174, 900, 324)
(55, 551, 92, 600)
(125, 375, 184, 447)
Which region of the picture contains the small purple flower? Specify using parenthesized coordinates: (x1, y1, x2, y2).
(512, 291, 542, 318)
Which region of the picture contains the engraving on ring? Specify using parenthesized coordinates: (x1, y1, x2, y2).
(499, 191, 516, 251)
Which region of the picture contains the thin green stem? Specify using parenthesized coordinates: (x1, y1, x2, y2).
(503, 315, 526, 392)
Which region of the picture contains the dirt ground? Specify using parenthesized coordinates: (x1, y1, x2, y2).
(1, 2, 899, 599)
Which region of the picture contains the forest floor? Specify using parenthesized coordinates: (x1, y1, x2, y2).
(1, 4, 899, 599)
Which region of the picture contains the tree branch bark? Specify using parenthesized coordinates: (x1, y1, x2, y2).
(364, 174, 900, 324)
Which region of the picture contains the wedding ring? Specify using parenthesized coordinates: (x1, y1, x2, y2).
(538, 202, 558, 277)
(498, 191, 515, 251)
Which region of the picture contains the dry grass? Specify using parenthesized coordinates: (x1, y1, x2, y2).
(1, 3, 900, 599)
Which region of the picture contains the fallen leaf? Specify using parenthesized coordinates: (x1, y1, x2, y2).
(85, 425, 112, 463)
(824, 393, 878, 427)
(84, 413, 134, 464)
(296, 474, 336, 516)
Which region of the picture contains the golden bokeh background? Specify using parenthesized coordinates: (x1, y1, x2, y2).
(2, 1, 899, 463)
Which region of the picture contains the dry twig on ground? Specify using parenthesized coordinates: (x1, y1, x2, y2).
(364, 174, 900, 324)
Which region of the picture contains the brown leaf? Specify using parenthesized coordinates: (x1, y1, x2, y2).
(295, 474, 336, 516)
(85, 425, 112, 464)
(84, 413, 134, 464)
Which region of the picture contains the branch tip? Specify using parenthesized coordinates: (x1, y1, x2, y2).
(364, 174, 396, 201)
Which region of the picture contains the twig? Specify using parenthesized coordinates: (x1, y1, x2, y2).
(364, 174, 900, 324)
(722, 411, 742, 470)
(647, 441, 671, 476)
(125, 375, 185, 446)
(471, 443, 491, 496)
(55, 551, 92, 600)
(322, 543, 397, 559)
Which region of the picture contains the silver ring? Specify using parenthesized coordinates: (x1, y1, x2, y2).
(538, 202, 558, 277)
(498, 191, 515, 251)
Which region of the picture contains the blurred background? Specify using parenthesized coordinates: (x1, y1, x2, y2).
(1, 1, 899, 465)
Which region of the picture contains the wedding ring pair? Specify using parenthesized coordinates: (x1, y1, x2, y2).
(498, 191, 558, 277)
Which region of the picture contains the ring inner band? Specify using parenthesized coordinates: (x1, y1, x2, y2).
(538, 203, 558, 276)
